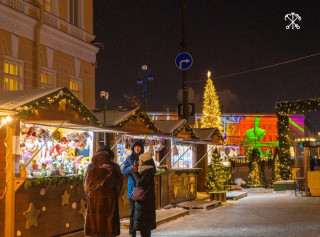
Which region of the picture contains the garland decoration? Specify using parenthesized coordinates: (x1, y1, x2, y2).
(274, 98, 319, 180)
(15, 88, 102, 127)
(170, 121, 200, 141)
(155, 168, 167, 176)
(23, 175, 83, 189)
(115, 109, 159, 132)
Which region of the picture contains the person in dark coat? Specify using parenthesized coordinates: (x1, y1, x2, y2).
(131, 147, 156, 237)
(84, 148, 123, 237)
(122, 140, 144, 237)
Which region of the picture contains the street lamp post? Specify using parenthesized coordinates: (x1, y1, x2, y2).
(100, 91, 109, 125)
(137, 65, 153, 112)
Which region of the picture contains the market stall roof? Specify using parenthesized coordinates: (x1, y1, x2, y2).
(94, 108, 159, 134)
(153, 120, 186, 134)
(153, 119, 199, 141)
(0, 88, 61, 110)
(94, 107, 140, 126)
(194, 128, 224, 144)
(0, 87, 103, 127)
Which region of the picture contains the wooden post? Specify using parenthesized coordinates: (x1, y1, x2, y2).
(195, 144, 207, 192)
(303, 147, 310, 195)
(4, 122, 16, 237)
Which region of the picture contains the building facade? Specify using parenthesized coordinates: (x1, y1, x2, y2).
(0, 0, 98, 108)
(149, 112, 310, 160)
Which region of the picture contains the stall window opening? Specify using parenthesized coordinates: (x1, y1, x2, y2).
(20, 124, 93, 178)
(171, 144, 193, 169)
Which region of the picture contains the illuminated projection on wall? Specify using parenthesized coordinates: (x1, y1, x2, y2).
(222, 115, 282, 157)
(241, 117, 279, 157)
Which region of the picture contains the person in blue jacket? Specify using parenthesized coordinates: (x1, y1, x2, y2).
(122, 140, 144, 237)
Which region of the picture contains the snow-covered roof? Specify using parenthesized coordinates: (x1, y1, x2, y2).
(153, 120, 186, 134)
(194, 128, 221, 141)
(94, 107, 139, 126)
(0, 87, 64, 110)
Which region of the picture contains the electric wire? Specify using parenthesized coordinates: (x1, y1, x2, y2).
(189, 52, 320, 84)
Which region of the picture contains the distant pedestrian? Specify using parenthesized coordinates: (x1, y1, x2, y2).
(131, 147, 156, 237)
(310, 155, 316, 171)
(122, 140, 144, 237)
(84, 147, 123, 237)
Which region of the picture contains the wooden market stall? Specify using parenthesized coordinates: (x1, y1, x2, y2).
(0, 88, 116, 237)
(154, 120, 201, 204)
(95, 108, 165, 216)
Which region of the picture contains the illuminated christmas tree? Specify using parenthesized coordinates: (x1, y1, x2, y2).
(247, 148, 266, 187)
(272, 147, 282, 183)
(205, 149, 232, 192)
(200, 71, 223, 132)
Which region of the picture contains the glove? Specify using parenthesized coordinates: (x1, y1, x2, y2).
(131, 163, 138, 172)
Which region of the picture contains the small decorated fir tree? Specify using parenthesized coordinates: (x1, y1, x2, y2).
(205, 149, 232, 192)
(271, 147, 282, 183)
(247, 148, 266, 187)
(200, 71, 223, 132)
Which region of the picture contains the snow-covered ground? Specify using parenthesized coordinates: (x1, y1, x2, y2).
(119, 189, 320, 237)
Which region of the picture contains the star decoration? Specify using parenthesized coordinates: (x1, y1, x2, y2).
(78, 199, 87, 220)
(59, 99, 67, 111)
(61, 190, 70, 206)
(23, 203, 40, 229)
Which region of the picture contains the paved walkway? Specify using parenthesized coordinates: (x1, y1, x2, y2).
(119, 189, 320, 237)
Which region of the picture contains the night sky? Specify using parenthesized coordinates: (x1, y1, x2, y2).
(93, 1, 320, 124)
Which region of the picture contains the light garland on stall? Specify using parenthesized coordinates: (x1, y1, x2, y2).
(23, 175, 83, 189)
(115, 109, 159, 132)
(15, 89, 102, 127)
(275, 98, 320, 180)
(170, 121, 200, 141)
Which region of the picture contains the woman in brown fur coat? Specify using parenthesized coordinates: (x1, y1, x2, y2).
(84, 147, 123, 237)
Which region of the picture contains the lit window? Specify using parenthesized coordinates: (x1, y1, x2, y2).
(3, 60, 22, 91)
(69, 0, 79, 27)
(69, 79, 82, 99)
(45, 0, 51, 12)
(41, 72, 51, 85)
(40, 69, 56, 89)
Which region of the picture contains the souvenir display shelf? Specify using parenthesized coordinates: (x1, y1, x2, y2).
(20, 123, 93, 178)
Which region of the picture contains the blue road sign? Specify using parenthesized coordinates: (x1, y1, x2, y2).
(175, 52, 193, 70)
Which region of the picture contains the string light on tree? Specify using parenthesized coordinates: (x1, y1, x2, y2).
(200, 71, 223, 132)
(205, 148, 232, 192)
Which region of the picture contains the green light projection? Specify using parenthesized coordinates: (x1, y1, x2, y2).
(242, 117, 279, 157)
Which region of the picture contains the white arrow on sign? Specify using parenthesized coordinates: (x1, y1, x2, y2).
(179, 59, 190, 69)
